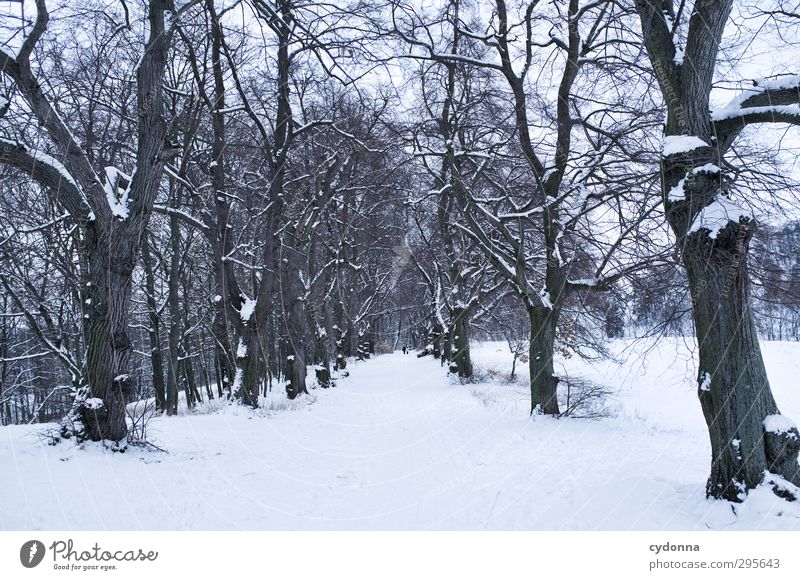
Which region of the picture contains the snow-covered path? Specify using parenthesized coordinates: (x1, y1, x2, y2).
(2, 346, 800, 530)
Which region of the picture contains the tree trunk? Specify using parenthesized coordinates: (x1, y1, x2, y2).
(210, 300, 233, 395)
(180, 349, 200, 408)
(234, 326, 262, 407)
(333, 320, 348, 371)
(430, 318, 443, 359)
(0, 294, 8, 426)
(308, 312, 332, 388)
(635, 0, 800, 501)
(141, 236, 166, 412)
(206, 0, 237, 397)
(527, 306, 560, 415)
(165, 213, 181, 416)
(62, 0, 175, 444)
(682, 222, 800, 499)
(510, 353, 517, 382)
(450, 309, 473, 378)
(198, 331, 215, 400)
(285, 350, 306, 400)
(77, 227, 136, 443)
(283, 245, 308, 399)
(442, 327, 453, 364)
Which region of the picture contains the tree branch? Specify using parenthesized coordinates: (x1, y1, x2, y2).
(0, 138, 91, 220)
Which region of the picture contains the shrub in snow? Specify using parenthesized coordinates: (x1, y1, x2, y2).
(125, 397, 161, 451)
(558, 376, 616, 419)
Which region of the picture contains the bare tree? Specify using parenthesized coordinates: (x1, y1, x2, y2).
(394, 0, 665, 413)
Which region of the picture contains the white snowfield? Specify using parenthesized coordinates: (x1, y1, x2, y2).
(1, 338, 799, 531)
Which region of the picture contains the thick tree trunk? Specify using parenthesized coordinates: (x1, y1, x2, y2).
(266, 313, 278, 390)
(442, 327, 453, 364)
(356, 329, 366, 360)
(527, 305, 560, 415)
(285, 349, 306, 400)
(430, 318, 443, 359)
(657, 130, 800, 499)
(450, 309, 473, 379)
(234, 326, 262, 407)
(682, 222, 800, 499)
(62, 0, 175, 449)
(342, 318, 355, 361)
(77, 228, 136, 443)
(206, 0, 237, 398)
(367, 323, 376, 356)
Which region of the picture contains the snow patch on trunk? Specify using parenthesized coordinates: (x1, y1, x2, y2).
(84, 397, 104, 410)
(662, 135, 708, 156)
(103, 166, 132, 219)
(239, 296, 256, 322)
(688, 197, 751, 239)
(667, 177, 686, 202)
(236, 339, 248, 358)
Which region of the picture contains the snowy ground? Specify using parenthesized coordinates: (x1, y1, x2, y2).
(2, 338, 800, 531)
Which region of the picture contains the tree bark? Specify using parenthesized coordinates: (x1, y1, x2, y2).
(635, 0, 800, 499)
(141, 236, 166, 411)
(282, 240, 308, 399)
(679, 203, 800, 498)
(527, 305, 560, 415)
(308, 310, 332, 388)
(165, 212, 181, 416)
(450, 309, 473, 378)
(207, 0, 237, 394)
(233, 326, 262, 407)
(79, 224, 137, 442)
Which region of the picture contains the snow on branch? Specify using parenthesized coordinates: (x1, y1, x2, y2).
(103, 166, 132, 220)
(712, 75, 800, 150)
(152, 204, 210, 235)
(0, 137, 90, 220)
(718, 75, 800, 113)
